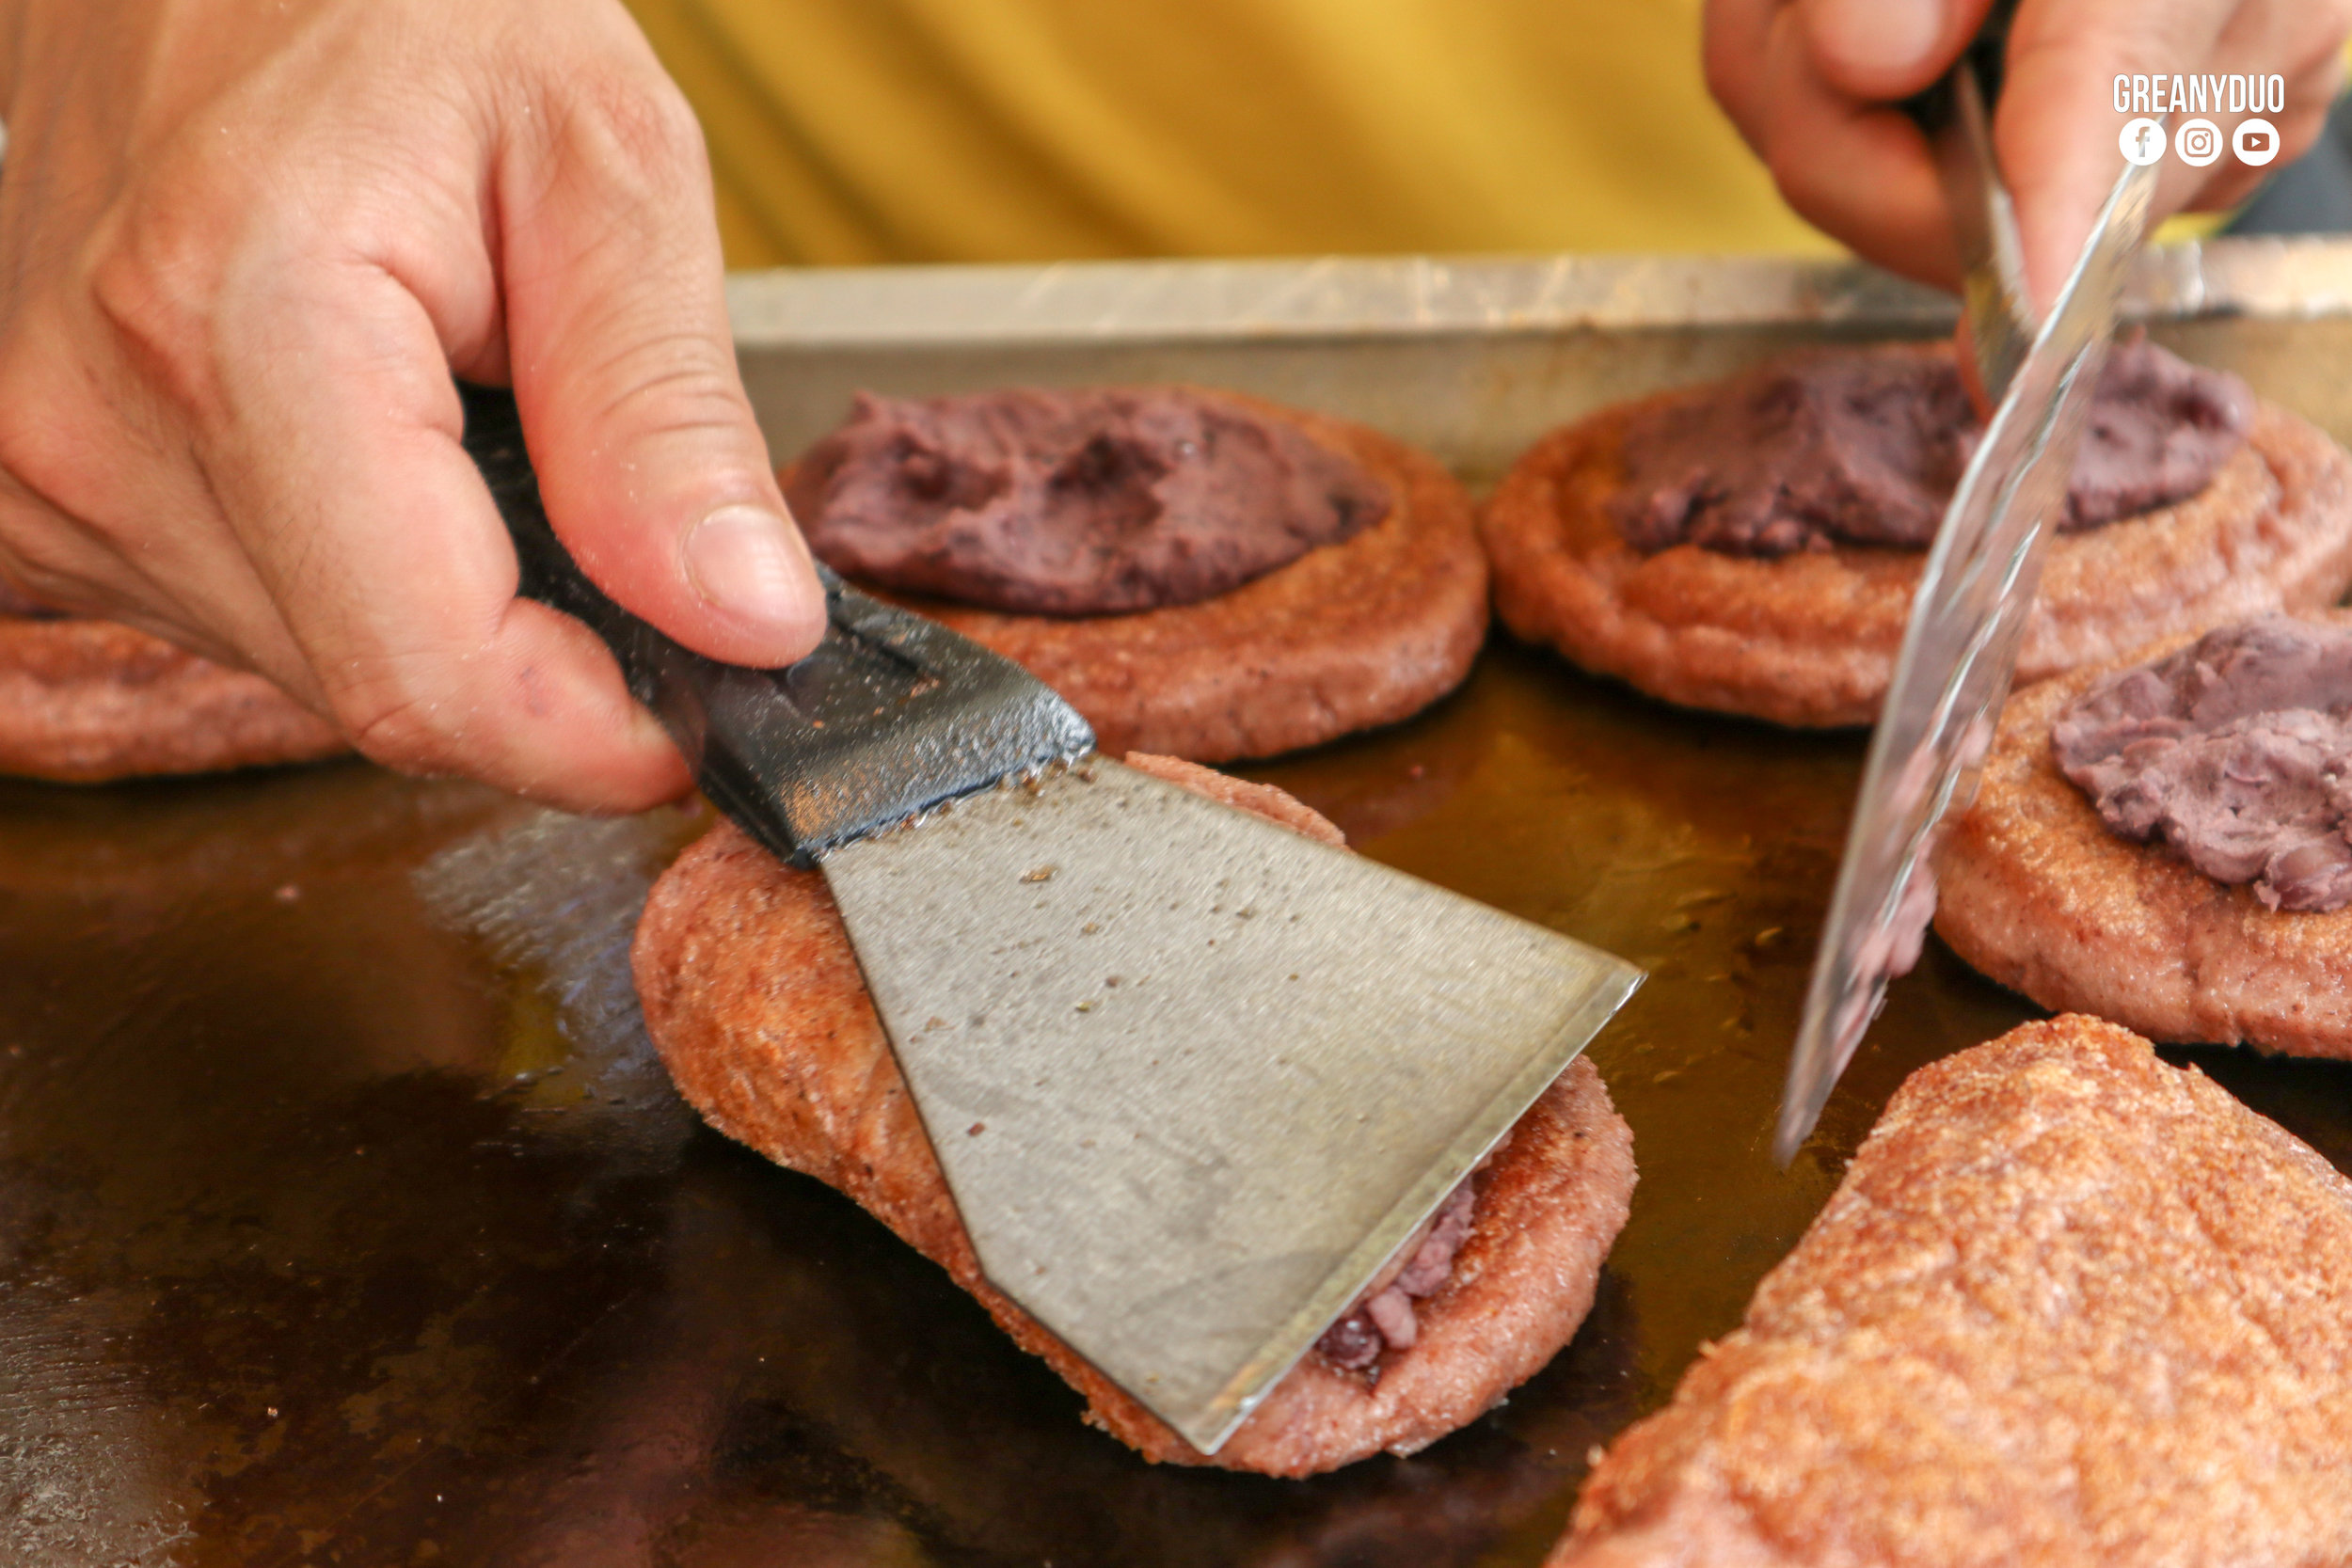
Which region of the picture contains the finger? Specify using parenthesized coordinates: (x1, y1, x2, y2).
(1801, 0, 1993, 102)
(1997, 0, 2230, 311)
(494, 55, 825, 673)
(1745, 7, 1964, 287)
(204, 249, 691, 811)
(1774, 103, 1962, 288)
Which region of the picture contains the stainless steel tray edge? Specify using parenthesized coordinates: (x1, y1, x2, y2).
(728, 239, 2352, 482)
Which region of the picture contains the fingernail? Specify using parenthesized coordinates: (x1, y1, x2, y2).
(1810, 0, 1943, 81)
(685, 505, 813, 626)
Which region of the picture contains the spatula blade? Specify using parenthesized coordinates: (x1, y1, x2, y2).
(822, 759, 1643, 1454)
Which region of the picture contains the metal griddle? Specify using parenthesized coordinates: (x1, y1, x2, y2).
(8, 244, 2352, 1568)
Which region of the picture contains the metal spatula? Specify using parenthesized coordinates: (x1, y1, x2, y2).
(459, 384, 1643, 1455)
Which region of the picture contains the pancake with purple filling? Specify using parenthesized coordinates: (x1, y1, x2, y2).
(1935, 610, 2352, 1058)
(1483, 339, 2352, 727)
(782, 387, 1487, 764)
(631, 751, 1637, 1477)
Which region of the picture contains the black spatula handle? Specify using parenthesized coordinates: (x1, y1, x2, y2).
(457, 381, 1095, 866)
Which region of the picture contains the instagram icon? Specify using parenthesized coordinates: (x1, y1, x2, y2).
(2175, 118, 2223, 166)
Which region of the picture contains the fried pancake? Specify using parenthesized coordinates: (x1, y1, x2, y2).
(1551, 1014, 2352, 1568)
(631, 752, 1636, 1478)
(787, 397, 1488, 763)
(1483, 345, 2352, 727)
(0, 616, 345, 784)
(1934, 612, 2352, 1056)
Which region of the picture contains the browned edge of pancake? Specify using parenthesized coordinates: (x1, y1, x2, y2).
(630, 752, 1637, 1478)
(782, 390, 1490, 763)
(1932, 608, 2352, 1058)
(1549, 1014, 2352, 1568)
(1480, 343, 2352, 728)
(0, 617, 346, 784)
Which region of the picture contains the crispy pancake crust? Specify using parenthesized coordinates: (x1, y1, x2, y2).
(0, 617, 345, 783)
(1552, 1015, 2352, 1568)
(1934, 611, 2352, 1056)
(631, 752, 1636, 1478)
(787, 396, 1488, 763)
(1483, 344, 2352, 727)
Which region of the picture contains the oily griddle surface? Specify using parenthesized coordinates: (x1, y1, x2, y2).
(5, 645, 2352, 1568)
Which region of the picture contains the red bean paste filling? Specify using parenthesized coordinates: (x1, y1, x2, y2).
(1608, 338, 2251, 558)
(1312, 1150, 1495, 1375)
(2056, 617, 2352, 912)
(787, 388, 1391, 616)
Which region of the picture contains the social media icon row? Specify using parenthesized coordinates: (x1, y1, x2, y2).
(2120, 117, 2279, 167)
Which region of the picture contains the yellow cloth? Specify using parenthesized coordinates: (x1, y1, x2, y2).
(623, 0, 1843, 268)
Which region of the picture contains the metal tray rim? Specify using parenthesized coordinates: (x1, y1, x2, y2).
(725, 236, 2352, 350)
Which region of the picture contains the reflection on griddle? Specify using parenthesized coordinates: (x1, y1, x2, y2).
(489, 1141, 1637, 1568)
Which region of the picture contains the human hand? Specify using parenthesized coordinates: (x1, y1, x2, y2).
(1706, 0, 2352, 311)
(0, 0, 828, 811)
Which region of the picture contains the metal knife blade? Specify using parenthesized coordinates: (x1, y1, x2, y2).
(1773, 59, 2160, 1164)
(1910, 4, 2034, 403)
(460, 385, 1645, 1452)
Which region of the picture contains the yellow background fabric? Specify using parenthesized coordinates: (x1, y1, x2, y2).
(621, 0, 1846, 268)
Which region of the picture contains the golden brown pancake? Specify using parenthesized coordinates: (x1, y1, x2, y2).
(1482, 344, 2352, 727)
(1551, 1015, 2352, 1568)
(0, 615, 345, 784)
(786, 394, 1489, 763)
(631, 752, 1636, 1477)
(1934, 611, 2352, 1057)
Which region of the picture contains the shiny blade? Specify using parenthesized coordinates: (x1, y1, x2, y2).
(821, 759, 1643, 1454)
(1932, 66, 2034, 401)
(1773, 151, 2159, 1165)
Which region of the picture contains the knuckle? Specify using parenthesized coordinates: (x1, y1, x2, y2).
(510, 66, 717, 279)
(630, 77, 709, 174)
(564, 68, 709, 195)
(589, 335, 746, 435)
(335, 667, 464, 776)
(86, 200, 231, 418)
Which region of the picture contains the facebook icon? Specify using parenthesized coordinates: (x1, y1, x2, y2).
(2119, 117, 2168, 166)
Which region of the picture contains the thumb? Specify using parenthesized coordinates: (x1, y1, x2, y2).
(495, 68, 825, 671)
(1996, 0, 2223, 314)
